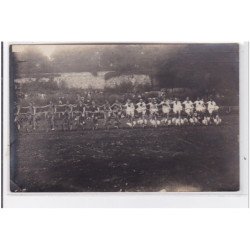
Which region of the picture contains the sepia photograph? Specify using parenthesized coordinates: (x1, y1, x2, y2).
(2, 1, 250, 249)
(9, 43, 239, 192)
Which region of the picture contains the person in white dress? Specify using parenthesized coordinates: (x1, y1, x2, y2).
(136, 99, 147, 127)
(124, 99, 135, 127)
(182, 97, 194, 117)
(207, 98, 219, 116)
(159, 97, 171, 124)
(172, 98, 183, 118)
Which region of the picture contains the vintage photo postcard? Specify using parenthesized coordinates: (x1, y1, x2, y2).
(9, 43, 239, 192)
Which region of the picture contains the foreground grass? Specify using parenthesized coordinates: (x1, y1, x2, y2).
(11, 115, 239, 192)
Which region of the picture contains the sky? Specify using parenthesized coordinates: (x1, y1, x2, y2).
(12, 44, 118, 59)
(11, 44, 183, 59)
(12, 44, 58, 58)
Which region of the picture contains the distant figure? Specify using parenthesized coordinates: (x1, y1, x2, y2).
(14, 105, 21, 131)
(207, 98, 219, 117)
(124, 99, 135, 128)
(183, 97, 194, 117)
(213, 115, 222, 125)
(148, 98, 160, 127)
(74, 101, 86, 130)
(63, 101, 73, 130)
(172, 98, 182, 118)
(136, 99, 147, 127)
(89, 101, 99, 130)
(194, 97, 206, 114)
(102, 100, 112, 130)
(46, 101, 56, 131)
(111, 100, 122, 128)
(27, 102, 36, 131)
(159, 97, 171, 123)
(58, 97, 63, 105)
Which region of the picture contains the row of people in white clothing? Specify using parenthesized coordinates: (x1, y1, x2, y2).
(123, 97, 219, 117)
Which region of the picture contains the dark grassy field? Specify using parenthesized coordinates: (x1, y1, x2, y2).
(11, 114, 239, 192)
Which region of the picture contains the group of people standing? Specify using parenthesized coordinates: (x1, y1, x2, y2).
(14, 96, 222, 131)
